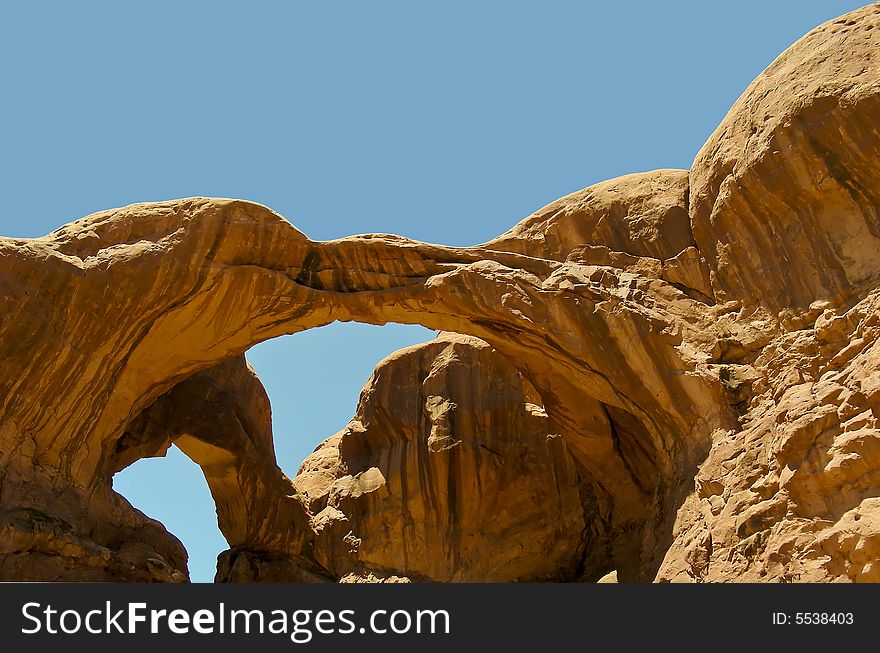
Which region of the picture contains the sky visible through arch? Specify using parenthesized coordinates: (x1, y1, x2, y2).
(0, 0, 867, 581)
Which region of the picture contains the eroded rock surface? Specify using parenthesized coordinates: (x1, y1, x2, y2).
(295, 333, 599, 582)
(1, 4, 880, 582)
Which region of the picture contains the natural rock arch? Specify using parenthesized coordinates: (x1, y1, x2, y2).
(2, 182, 725, 581)
(2, 4, 880, 582)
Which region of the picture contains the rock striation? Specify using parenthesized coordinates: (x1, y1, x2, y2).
(1, 4, 880, 582)
(294, 333, 597, 582)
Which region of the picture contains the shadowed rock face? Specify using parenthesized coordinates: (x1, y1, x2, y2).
(2, 4, 880, 582)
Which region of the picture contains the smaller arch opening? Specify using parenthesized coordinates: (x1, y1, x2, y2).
(112, 321, 436, 582)
(112, 444, 227, 582)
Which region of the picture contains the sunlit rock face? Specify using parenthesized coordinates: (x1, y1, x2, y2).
(293, 333, 599, 582)
(2, 4, 880, 582)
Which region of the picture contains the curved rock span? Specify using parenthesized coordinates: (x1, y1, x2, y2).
(2, 5, 880, 582)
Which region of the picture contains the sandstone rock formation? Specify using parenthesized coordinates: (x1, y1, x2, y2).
(294, 333, 596, 582)
(1, 4, 880, 582)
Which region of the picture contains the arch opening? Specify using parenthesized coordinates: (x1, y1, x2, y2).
(109, 319, 672, 583)
(111, 322, 437, 582)
(245, 322, 437, 479)
(112, 445, 226, 582)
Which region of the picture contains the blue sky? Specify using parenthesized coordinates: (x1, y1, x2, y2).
(1, 1, 867, 581)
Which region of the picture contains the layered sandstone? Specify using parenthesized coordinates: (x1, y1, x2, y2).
(0, 4, 879, 582)
(294, 333, 597, 582)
